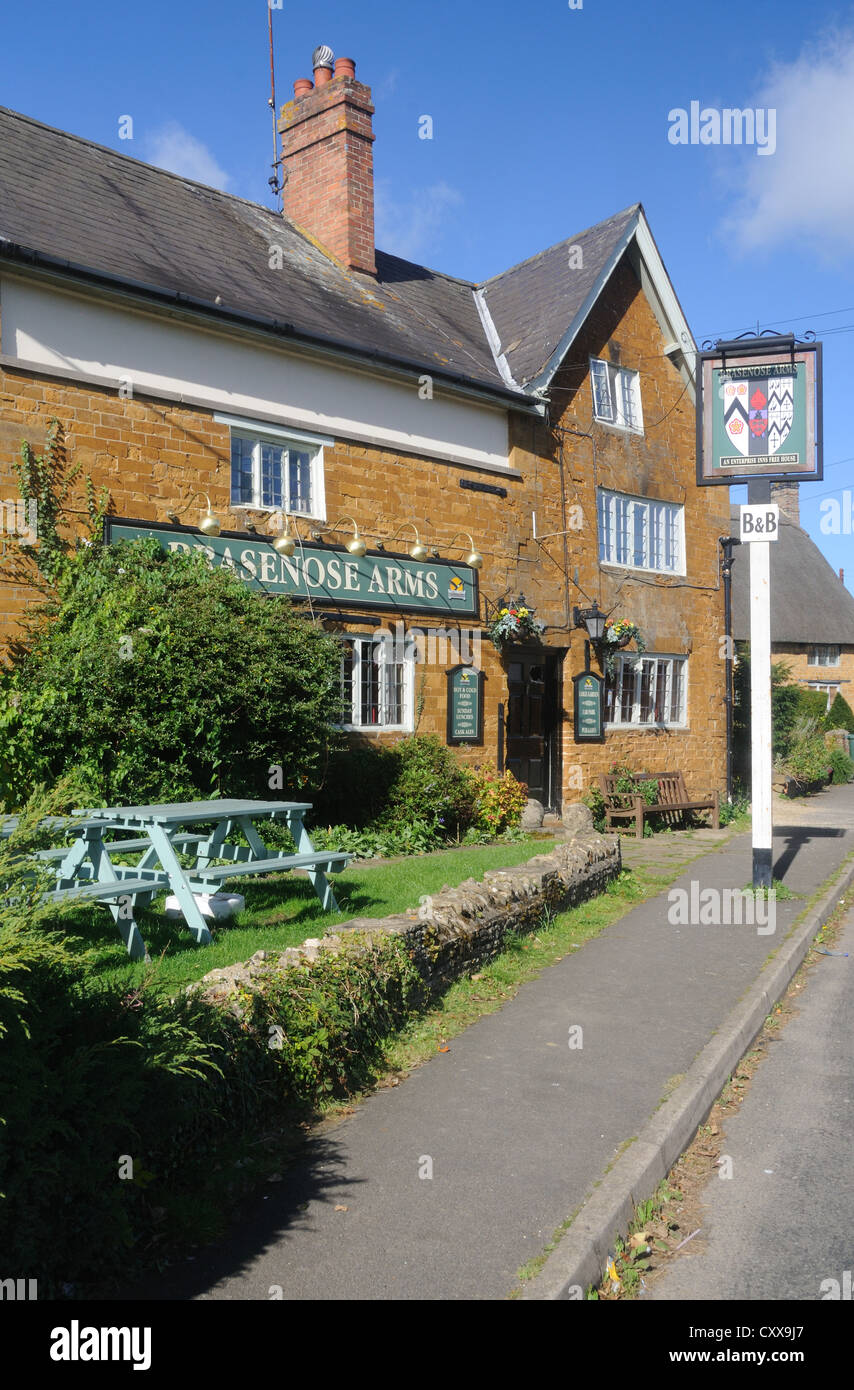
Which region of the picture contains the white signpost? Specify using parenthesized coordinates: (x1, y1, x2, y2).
(696, 334, 822, 892)
(739, 504, 779, 887)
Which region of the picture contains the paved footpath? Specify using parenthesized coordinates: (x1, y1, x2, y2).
(141, 785, 854, 1302)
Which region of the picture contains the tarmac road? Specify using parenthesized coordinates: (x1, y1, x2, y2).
(645, 899, 854, 1302)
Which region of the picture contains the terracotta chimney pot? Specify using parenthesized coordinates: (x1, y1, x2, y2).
(334, 57, 356, 79)
(293, 78, 314, 98)
(312, 43, 334, 86)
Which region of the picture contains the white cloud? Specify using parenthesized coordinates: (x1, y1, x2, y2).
(721, 28, 854, 260)
(374, 179, 463, 262)
(140, 122, 231, 190)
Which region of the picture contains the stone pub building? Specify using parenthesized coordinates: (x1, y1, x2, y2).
(0, 47, 729, 814)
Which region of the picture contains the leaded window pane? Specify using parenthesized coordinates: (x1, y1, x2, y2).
(260, 444, 285, 509)
(591, 359, 615, 421)
(230, 435, 255, 505)
(288, 450, 312, 513)
(360, 641, 381, 726)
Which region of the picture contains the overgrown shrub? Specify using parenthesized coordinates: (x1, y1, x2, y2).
(828, 746, 854, 784)
(826, 692, 854, 734)
(0, 539, 343, 808)
(309, 739, 529, 854)
(375, 734, 477, 839)
(308, 738, 400, 829)
(246, 936, 423, 1100)
(796, 688, 835, 725)
(584, 783, 607, 832)
(467, 765, 529, 835)
(783, 716, 833, 786)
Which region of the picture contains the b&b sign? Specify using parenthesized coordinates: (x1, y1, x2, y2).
(740, 504, 779, 543)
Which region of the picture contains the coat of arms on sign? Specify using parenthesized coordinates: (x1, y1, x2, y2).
(724, 377, 793, 457)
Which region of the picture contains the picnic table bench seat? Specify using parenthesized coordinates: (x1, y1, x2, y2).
(36, 833, 208, 863)
(598, 770, 720, 839)
(190, 850, 351, 884)
(45, 877, 159, 905)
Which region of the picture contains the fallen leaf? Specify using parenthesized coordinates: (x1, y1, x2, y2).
(629, 1232, 650, 1249)
(438, 1044, 450, 1053)
(334, 1204, 349, 1212)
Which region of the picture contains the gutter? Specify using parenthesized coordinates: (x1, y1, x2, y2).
(0, 241, 543, 418)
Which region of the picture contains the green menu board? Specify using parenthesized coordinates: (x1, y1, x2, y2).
(573, 670, 604, 742)
(447, 665, 484, 745)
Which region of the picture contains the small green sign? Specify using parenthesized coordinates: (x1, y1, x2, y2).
(447, 665, 484, 745)
(573, 670, 604, 742)
(105, 518, 479, 618)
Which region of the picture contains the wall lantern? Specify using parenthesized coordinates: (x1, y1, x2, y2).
(572, 601, 607, 643)
(380, 522, 430, 562)
(312, 516, 367, 558)
(445, 531, 484, 570)
(167, 492, 221, 536)
(271, 513, 298, 557)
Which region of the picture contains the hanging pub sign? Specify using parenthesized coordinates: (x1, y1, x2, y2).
(573, 670, 604, 743)
(696, 335, 822, 486)
(446, 665, 484, 746)
(104, 518, 479, 619)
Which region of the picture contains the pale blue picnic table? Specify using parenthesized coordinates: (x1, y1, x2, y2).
(4, 800, 350, 961)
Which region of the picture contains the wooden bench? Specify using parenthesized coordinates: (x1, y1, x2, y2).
(598, 770, 720, 839)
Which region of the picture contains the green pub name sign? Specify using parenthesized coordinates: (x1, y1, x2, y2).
(105, 519, 480, 619)
(446, 665, 484, 746)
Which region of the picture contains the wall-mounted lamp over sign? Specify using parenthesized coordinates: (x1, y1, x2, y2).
(445, 531, 484, 570)
(572, 601, 607, 643)
(378, 522, 430, 562)
(271, 512, 298, 557)
(167, 492, 221, 536)
(311, 516, 367, 557)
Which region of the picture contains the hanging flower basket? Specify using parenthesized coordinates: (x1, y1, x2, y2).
(602, 618, 647, 675)
(487, 597, 545, 651)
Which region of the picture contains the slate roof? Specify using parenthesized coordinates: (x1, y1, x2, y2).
(0, 106, 645, 405)
(730, 508, 854, 645)
(479, 205, 640, 388)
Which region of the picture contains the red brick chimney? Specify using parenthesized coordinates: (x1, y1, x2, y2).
(770, 479, 800, 525)
(278, 46, 376, 276)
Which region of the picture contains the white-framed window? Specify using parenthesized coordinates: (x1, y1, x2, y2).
(215, 414, 328, 520)
(590, 357, 643, 433)
(598, 489, 684, 574)
(340, 634, 415, 732)
(605, 654, 687, 728)
(807, 645, 841, 667)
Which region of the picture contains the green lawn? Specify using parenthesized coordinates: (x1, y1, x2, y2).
(77, 835, 547, 995)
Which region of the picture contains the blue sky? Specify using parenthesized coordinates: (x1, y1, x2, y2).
(2, 0, 853, 589)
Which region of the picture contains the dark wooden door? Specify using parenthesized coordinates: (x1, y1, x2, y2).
(504, 649, 562, 810)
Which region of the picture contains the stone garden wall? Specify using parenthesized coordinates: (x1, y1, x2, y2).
(193, 819, 621, 1016)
